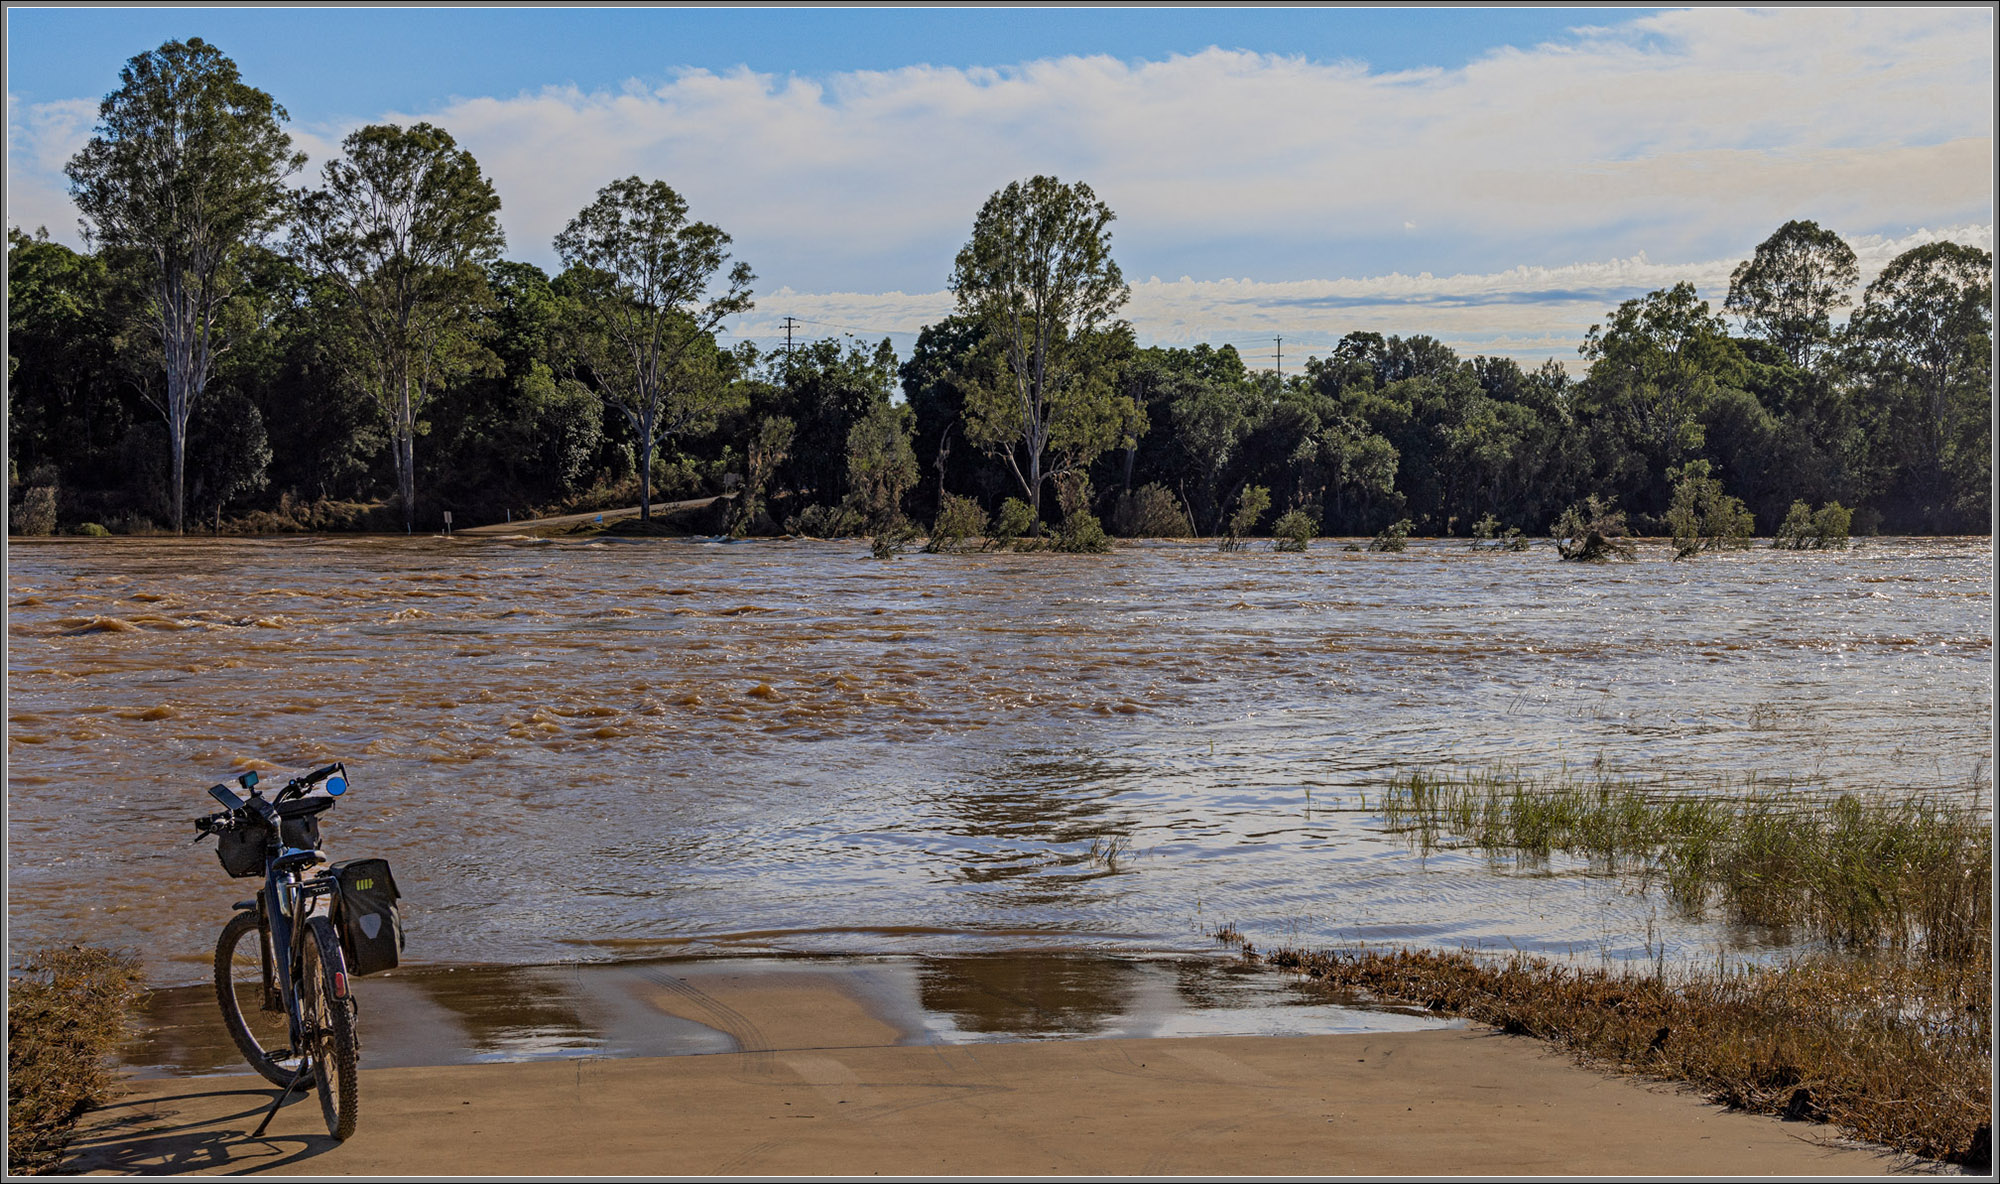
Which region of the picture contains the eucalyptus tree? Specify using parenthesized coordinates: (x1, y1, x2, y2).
(1576, 283, 1747, 514)
(292, 121, 505, 531)
(1724, 220, 1859, 372)
(65, 37, 302, 532)
(1845, 241, 1993, 528)
(950, 175, 1138, 517)
(555, 177, 754, 521)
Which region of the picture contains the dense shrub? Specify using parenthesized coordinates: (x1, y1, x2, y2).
(925, 493, 989, 553)
(989, 497, 1037, 548)
(8, 945, 143, 1174)
(1368, 517, 1413, 553)
(1271, 507, 1318, 552)
(1552, 495, 1635, 561)
(1110, 483, 1191, 538)
(785, 503, 863, 538)
(1774, 499, 1853, 550)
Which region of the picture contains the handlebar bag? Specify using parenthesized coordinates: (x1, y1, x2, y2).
(330, 858, 403, 975)
(280, 815, 321, 852)
(215, 815, 320, 878)
(217, 819, 274, 877)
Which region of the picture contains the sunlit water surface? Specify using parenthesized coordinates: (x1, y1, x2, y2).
(7, 535, 1991, 986)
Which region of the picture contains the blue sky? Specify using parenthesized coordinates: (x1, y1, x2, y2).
(7, 8, 1992, 368)
(5, 9, 1660, 114)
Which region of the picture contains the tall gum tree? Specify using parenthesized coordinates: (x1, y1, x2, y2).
(1724, 219, 1859, 372)
(950, 175, 1137, 517)
(555, 177, 754, 521)
(292, 122, 505, 531)
(65, 37, 302, 533)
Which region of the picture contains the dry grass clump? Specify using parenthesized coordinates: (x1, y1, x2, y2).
(7, 946, 143, 1174)
(228, 495, 388, 534)
(1380, 771, 1990, 960)
(1266, 944, 1990, 1168)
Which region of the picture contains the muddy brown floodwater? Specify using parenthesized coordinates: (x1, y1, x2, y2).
(6, 535, 1992, 991)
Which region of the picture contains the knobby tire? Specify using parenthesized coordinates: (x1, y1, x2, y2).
(302, 919, 360, 1140)
(213, 911, 295, 1087)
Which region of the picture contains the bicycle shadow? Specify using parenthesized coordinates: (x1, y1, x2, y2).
(64, 1083, 342, 1175)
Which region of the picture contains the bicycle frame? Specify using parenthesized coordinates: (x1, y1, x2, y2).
(255, 860, 345, 1056)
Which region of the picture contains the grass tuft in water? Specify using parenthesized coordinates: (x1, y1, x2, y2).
(1378, 770, 1991, 961)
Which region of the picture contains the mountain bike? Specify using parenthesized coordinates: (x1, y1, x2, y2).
(195, 764, 399, 1141)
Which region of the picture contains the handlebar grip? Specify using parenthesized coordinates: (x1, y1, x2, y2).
(304, 764, 341, 786)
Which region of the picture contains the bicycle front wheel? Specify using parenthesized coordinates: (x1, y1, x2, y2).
(300, 918, 360, 1140)
(214, 911, 298, 1087)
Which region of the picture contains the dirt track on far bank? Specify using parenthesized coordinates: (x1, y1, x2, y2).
(455, 495, 732, 536)
(70, 968, 1907, 1176)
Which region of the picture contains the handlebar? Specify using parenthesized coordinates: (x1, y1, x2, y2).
(194, 763, 347, 836)
(277, 764, 344, 802)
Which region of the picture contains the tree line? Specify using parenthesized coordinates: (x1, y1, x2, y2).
(8, 39, 1992, 541)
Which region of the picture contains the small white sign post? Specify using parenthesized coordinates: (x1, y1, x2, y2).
(443, 511, 453, 536)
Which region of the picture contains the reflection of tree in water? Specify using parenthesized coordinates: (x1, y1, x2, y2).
(404, 965, 594, 1056)
(940, 751, 1141, 896)
(916, 953, 1137, 1036)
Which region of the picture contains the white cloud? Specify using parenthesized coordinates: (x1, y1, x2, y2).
(5, 96, 98, 238)
(733, 224, 1994, 371)
(8, 7, 1990, 365)
(404, 8, 1989, 288)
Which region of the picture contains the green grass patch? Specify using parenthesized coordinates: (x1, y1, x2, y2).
(1378, 770, 1990, 961)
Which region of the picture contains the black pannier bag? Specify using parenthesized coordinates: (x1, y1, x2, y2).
(331, 858, 403, 975)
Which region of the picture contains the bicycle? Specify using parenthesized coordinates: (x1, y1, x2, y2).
(195, 763, 398, 1141)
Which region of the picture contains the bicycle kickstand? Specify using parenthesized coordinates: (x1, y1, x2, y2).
(251, 1059, 312, 1138)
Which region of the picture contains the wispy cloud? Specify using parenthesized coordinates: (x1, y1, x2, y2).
(5, 95, 98, 237)
(8, 8, 1989, 367)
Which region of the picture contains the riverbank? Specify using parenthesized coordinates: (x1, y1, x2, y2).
(69, 961, 1908, 1175)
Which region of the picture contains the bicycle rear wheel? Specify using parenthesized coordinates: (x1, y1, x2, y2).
(214, 911, 298, 1087)
(300, 919, 360, 1140)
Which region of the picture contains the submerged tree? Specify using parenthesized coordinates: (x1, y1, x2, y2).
(1552, 494, 1636, 562)
(1664, 459, 1754, 559)
(1271, 506, 1318, 552)
(555, 177, 753, 521)
(732, 414, 794, 536)
(844, 399, 919, 533)
(950, 175, 1137, 518)
(65, 38, 303, 532)
(292, 122, 505, 531)
(1218, 484, 1270, 552)
(1773, 499, 1853, 550)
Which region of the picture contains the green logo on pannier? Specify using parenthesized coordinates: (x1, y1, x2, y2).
(355, 878, 374, 890)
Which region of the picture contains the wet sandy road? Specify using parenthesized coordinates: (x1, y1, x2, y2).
(6, 535, 1991, 982)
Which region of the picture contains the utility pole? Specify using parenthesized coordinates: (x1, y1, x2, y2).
(1275, 335, 1283, 380)
(781, 316, 799, 356)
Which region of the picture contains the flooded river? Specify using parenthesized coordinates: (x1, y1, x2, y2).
(7, 535, 1991, 986)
